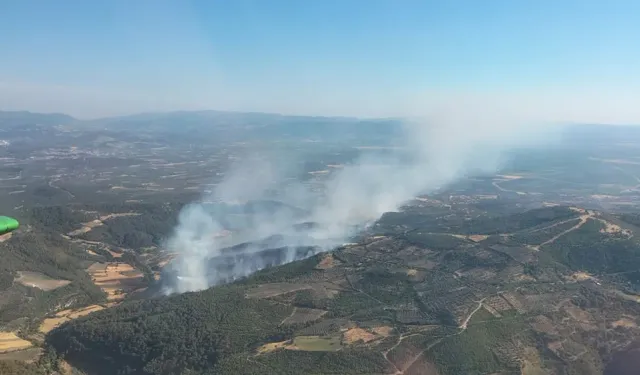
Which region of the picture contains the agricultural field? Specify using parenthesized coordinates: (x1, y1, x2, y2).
(0, 332, 32, 353)
(88, 262, 145, 301)
(5, 112, 640, 374)
(39, 305, 105, 334)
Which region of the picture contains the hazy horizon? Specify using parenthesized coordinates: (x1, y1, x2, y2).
(1, 1, 640, 124)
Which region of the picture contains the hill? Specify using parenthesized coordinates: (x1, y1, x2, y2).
(0, 111, 76, 128)
(44, 205, 640, 375)
(5, 110, 640, 373)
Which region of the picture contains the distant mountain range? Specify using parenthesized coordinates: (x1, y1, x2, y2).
(0, 110, 405, 144)
(3, 109, 640, 147)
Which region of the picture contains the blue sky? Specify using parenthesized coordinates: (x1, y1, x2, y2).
(1, 0, 639, 122)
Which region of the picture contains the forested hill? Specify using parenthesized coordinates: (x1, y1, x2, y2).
(45, 206, 640, 375)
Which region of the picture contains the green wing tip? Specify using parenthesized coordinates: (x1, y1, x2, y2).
(0, 216, 19, 234)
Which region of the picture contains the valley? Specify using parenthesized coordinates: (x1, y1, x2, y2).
(3, 111, 640, 374)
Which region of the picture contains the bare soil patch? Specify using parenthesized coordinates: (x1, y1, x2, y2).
(68, 219, 103, 236)
(256, 340, 289, 354)
(39, 305, 105, 333)
(0, 332, 33, 353)
(289, 335, 341, 351)
(342, 328, 376, 344)
(597, 218, 631, 236)
(67, 213, 140, 237)
(468, 234, 488, 242)
(14, 271, 71, 291)
(521, 346, 546, 375)
(316, 254, 336, 270)
(0, 233, 12, 243)
(90, 262, 144, 301)
(567, 271, 594, 282)
(372, 326, 394, 337)
(612, 318, 638, 329)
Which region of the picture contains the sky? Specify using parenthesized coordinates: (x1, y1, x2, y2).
(0, 0, 639, 123)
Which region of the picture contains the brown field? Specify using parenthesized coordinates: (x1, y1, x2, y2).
(342, 328, 376, 344)
(256, 340, 289, 354)
(87, 262, 108, 273)
(567, 271, 594, 282)
(480, 304, 501, 318)
(107, 249, 123, 258)
(14, 271, 71, 291)
(89, 262, 144, 301)
(372, 326, 393, 337)
(0, 332, 33, 353)
(531, 315, 558, 335)
(39, 305, 105, 333)
(500, 292, 525, 313)
(289, 335, 342, 351)
(485, 295, 515, 313)
(468, 234, 488, 242)
(58, 360, 75, 375)
(0, 347, 42, 362)
(257, 335, 342, 354)
(404, 355, 440, 375)
(99, 213, 141, 221)
(67, 219, 103, 236)
(316, 254, 336, 270)
(521, 346, 546, 375)
(612, 318, 638, 329)
(387, 340, 423, 373)
(596, 218, 631, 236)
(563, 303, 594, 323)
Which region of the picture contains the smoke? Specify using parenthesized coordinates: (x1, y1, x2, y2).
(161, 110, 559, 295)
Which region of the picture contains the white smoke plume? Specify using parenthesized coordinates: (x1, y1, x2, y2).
(162, 110, 559, 295)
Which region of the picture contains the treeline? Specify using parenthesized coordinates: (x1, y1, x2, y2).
(213, 350, 393, 374)
(377, 205, 578, 236)
(0, 227, 105, 325)
(78, 202, 182, 250)
(0, 230, 101, 286)
(0, 360, 45, 375)
(30, 206, 95, 234)
(28, 202, 183, 250)
(456, 206, 578, 235)
(543, 218, 640, 285)
(47, 286, 293, 375)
